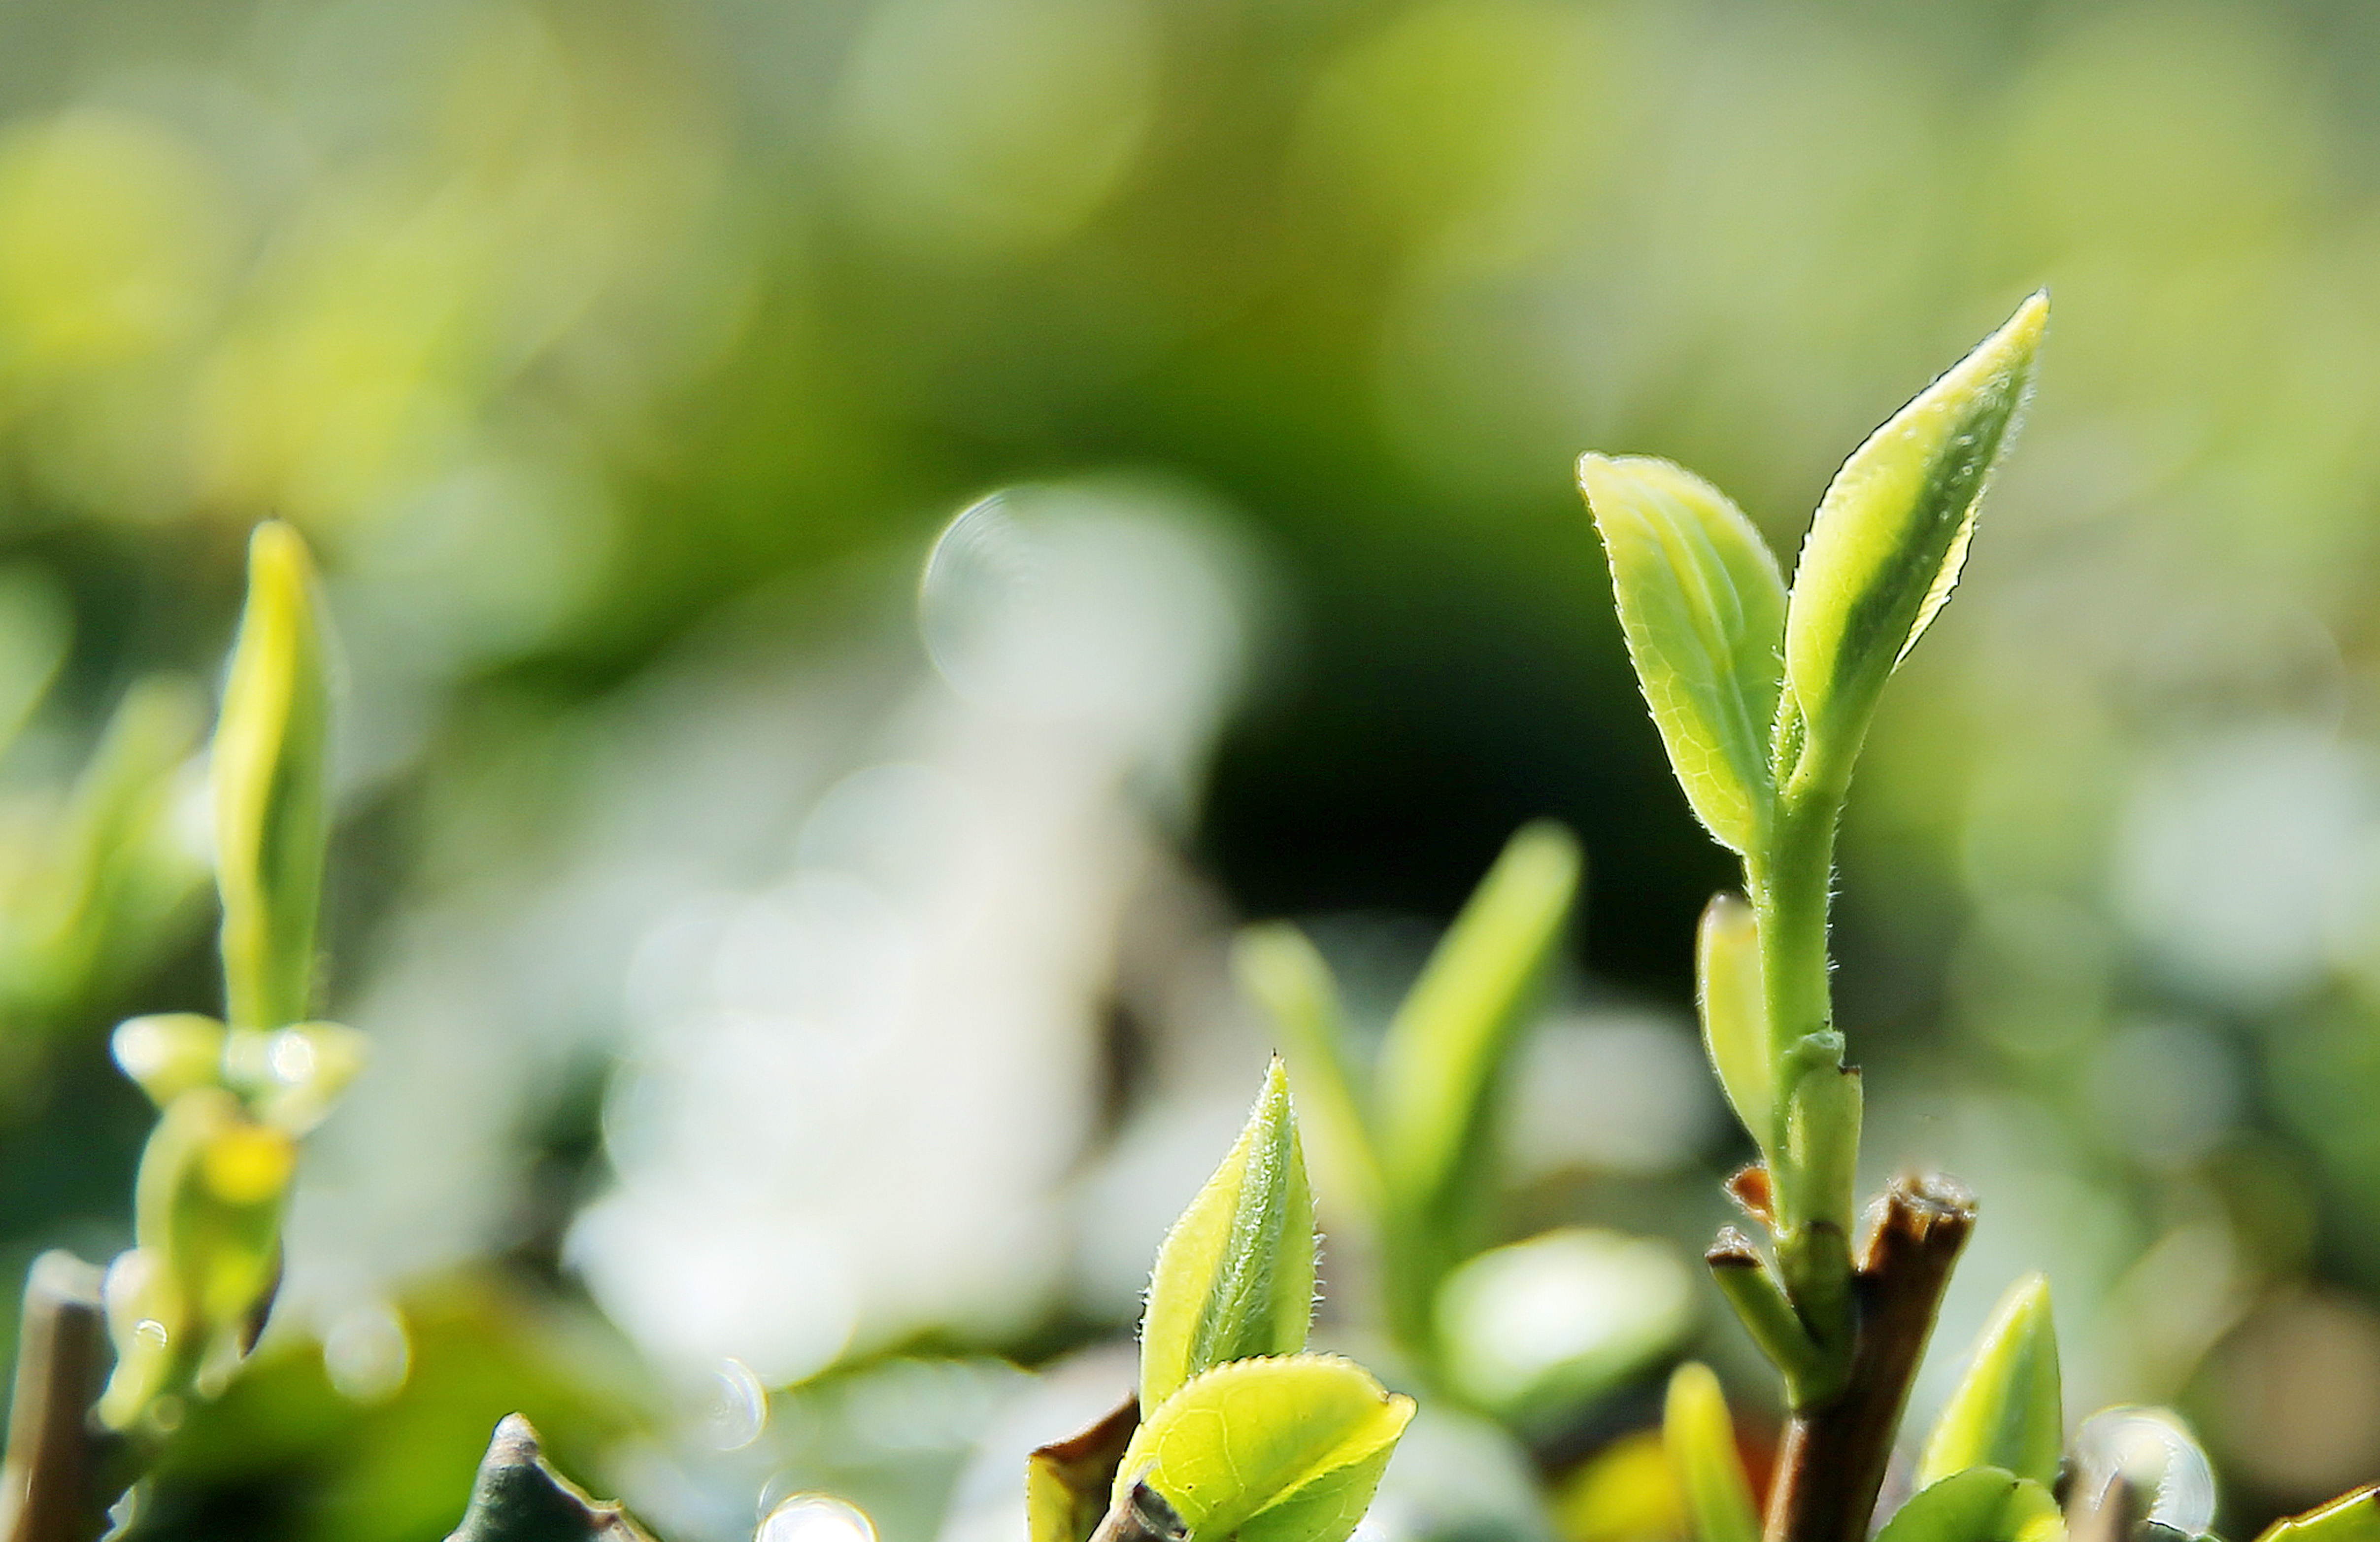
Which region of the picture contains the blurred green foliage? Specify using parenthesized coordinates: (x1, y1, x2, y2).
(1, 0, 2380, 1538)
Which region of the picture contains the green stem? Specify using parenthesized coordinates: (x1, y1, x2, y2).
(1750, 794, 1837, 1061)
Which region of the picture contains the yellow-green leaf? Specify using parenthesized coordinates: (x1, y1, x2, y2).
(1140, 1059, 1316, 1411)
(214, 520, 331, 1031)
(1874, 1470, 2063, 1542)
(1374, 822, 1577, 1226)
(1579, 455, 1785, 855)
(2255, 1488, 2380, 1542)
(1118, 1354, 1413, 1542)
(1695, 893, 1772, 1152)
(1664, 1363, 1758, 1542)
(1918, 1273, 2062, 1490)
(1781, 293, 2046, 791)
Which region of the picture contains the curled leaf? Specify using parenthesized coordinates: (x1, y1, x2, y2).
(1118, 1354, 1413, 1542)
(1139, 1059, 1315, 1412)
(214, 521, 331, 1031)
(1580, 455, 1786, 854)
(1918, 1273, 2061, 1489)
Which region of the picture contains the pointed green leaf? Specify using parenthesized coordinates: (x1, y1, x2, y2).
(214, 520, 331, 1031)
(1875, 1469, 2062, 1542)
(1140, 1059, 1315, 1411)
(1374, 822, 1578, 1225)
(1918, 1273, 2062, 1489)
(1579, 455, 1786, 854)
(1030, 1396, 1141, 1542)
(1118, 1354, 1414, 1542)
(1664, 1363, 1758, 1542)
(1695, 893, 1772, 1152)
(1234, 925, 1383, 1222)
(2255, 1488, 2380, 1542)
(446, 1415, 651, 1542)
(1781, 294, 2046, 791)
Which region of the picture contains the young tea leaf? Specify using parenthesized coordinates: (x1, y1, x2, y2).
(213, 521, 331, 1031)
(1917, 1273, 2062, 1490)
(1579, 455, 1786, 855)
(1117, 1354, 1413, 1542)
(1695, 893, 1772, 1152)
(1139, 1059, 1315, 1412)
(2254, 1488, 2380, 1542)
(1874, 1468, 2063, 1542)
(1373, 822, 1578, 1234)
(1663, 1363, 1759, 1542)
(1780, 293, 2047, 794)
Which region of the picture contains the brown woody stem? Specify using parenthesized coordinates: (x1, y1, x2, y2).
(0, 1253, 111, 1542)
(1761, 1174, 1976, 1542)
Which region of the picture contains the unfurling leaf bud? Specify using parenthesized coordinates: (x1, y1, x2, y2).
(1139, 1059, 1315, 1412)
(214, 521, 330, 1032)
(1779, 294, 2046, 795)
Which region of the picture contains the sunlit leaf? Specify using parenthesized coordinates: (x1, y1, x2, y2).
(1663, 1363, 1758, 1542)
(1917, 1273, 2061, 1489)
(1873, 1468, 2063, 1542)
(1780, 293, 2046, 790)
(1579, 455, 1785, 854)
(1373, 822, 1578, 1256)
(1695, 893, 1772, 1151)
(1139, 1059, 1315, 1411)
(213, 520, 331, 1031)
(2254, 1487, 2380, 1542)
(1118, 1354, 1413, 1542)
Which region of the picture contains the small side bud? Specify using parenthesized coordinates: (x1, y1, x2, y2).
(1695, 894, 1772, 1153)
